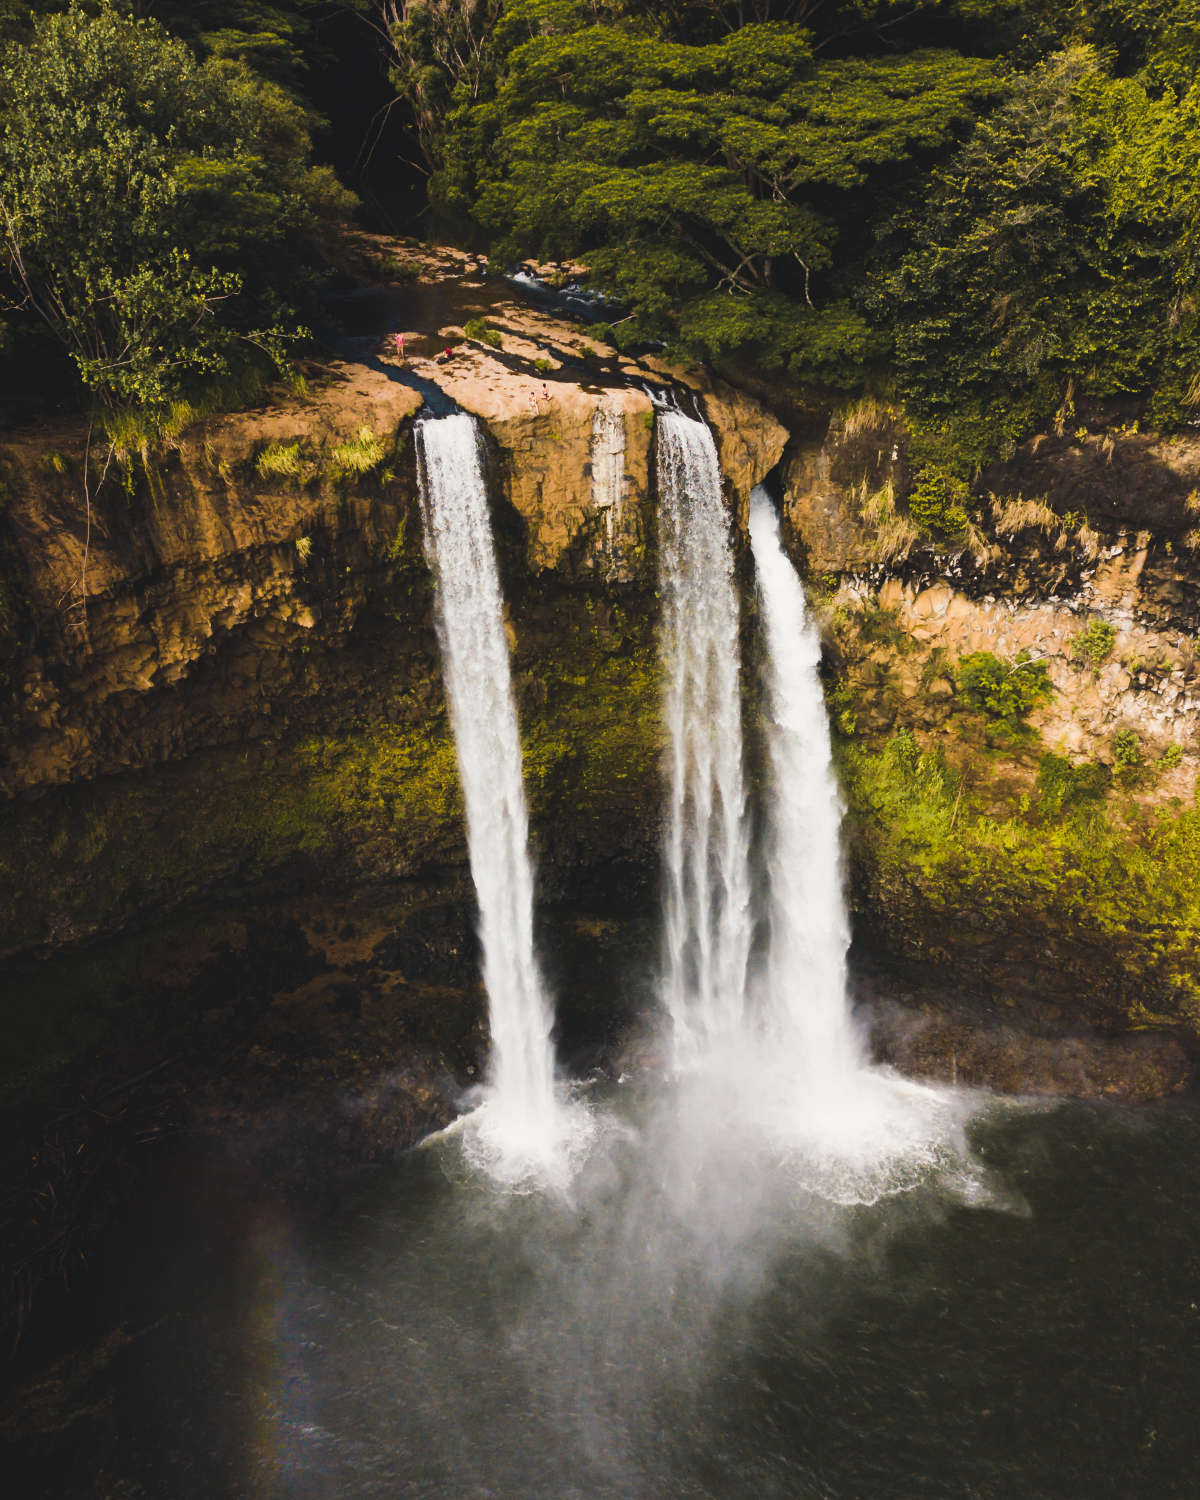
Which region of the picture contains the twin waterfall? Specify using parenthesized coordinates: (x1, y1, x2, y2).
(656, 407, 861, 1080)
(416, 401, 911, 1190)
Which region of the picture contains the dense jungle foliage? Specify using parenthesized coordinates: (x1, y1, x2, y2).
(0, 0, 375, 431)
(387, 0, 1200, 461)
(1, 0, 1198, 458)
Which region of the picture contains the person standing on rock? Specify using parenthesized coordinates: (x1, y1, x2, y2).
(394, 333, 406, 364)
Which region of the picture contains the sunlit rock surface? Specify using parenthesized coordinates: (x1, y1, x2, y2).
(781, 399, 1200, 1047)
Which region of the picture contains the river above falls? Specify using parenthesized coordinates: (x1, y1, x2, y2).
(6, 1083, 1200, 1499)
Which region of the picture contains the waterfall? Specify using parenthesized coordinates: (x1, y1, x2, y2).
(652, 427, 967, 1198)
(655, 410, 752, 1064)
(748, 487, 861, 1081)
(589, 398, 626, 558)
(740, 486, 967, 1197)
(415, 413, 587, 1183)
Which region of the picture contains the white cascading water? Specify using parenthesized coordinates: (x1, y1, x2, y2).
(651, 415, 975, 1201)
(655, 410, 752, 1064)
(590, 397, 626, 560)
(748, 486, 861, 1079)
(743, 484, 973, 1199)
(415, 412, 589, 1186)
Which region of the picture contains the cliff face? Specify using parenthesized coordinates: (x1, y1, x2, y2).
(2, 240, 1195, 1118)
(781, 402, 1200, 1056)
(0, 376, 425, 795)
(0, 254, 787, 1110)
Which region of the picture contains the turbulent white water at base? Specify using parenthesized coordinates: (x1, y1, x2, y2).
(655, 410, 753, 1066)
(416, 413, 592, 1188)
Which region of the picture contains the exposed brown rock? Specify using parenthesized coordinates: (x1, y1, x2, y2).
(783, 402, 1200, 779)
(868, 996, 1193, 1101)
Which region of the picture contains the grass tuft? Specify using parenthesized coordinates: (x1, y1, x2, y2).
(329, 426, 386, 481)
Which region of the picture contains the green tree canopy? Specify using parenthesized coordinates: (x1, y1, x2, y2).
(877, 43, 1200, 464)
(0, 3, 355, 416)
(423, 0, 999, 383)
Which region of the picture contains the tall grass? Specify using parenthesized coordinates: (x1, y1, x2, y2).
(329, 426, 387, 480)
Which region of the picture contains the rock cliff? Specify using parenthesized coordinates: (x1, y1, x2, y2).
(781, 400, 1200, 1066)
(0, 240, 787, 1116)
(1, 238, 1195, 1132)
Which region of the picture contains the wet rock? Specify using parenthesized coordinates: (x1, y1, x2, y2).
(866, 996, 1194, 1101)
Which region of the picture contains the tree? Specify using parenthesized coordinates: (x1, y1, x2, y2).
(426, 1, 998, 383)
(876, 43, 1200, 461)
(374, 0, 504, 172)
(0, 3, 355, 418)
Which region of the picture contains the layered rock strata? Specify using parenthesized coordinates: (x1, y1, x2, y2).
(781, 401, 1200, 1061)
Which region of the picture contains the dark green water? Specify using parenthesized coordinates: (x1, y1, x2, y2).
(8, 1089, 1200, 1498)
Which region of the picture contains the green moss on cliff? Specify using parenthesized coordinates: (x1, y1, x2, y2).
(524, 652, 662, 816)
(0, 595, 663, 977)
(0, 713, 465, 958)
(841, 735, 1200, 1035)
(0, 580, 665, 1104)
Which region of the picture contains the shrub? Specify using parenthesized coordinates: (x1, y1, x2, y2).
(1072, 618, 1117, 669)
(533, 357, 555, 374)
(463, 317, 502, 348)
(385, 517, 408, 562)
(380, 254, 420, 284)
(858, 601, 908, 649)
(956, 649, 1053, 737)
(256, 441, 307, 481)
(992, 495, 1060, 538)
(906, 465, 972, 543)
(828, 682, 858, 736)
(1112, 729, 1143, 783)
(1036, 752, 1109, 818)
(887, 728, 922, 774)
(1161, 743, 1183, 770)
(860, 480, 919, 564)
